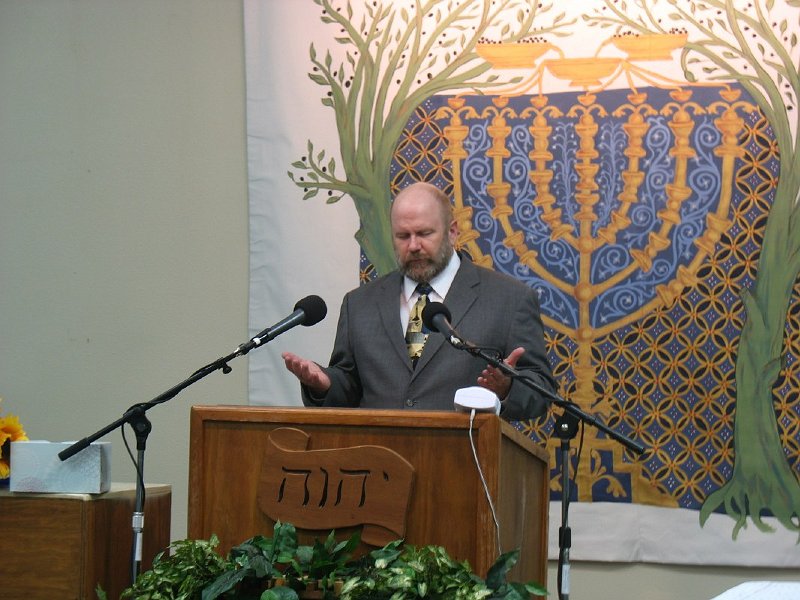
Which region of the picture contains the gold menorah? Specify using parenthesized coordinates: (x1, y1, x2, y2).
(437, 86, 756, 504)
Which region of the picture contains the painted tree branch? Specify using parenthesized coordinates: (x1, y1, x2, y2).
(288, 0, 573, 275)
(586, 0, 800, 539)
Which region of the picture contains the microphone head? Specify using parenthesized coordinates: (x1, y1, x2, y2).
(422, 301, 451, 333)
(295, 295, 327, 326)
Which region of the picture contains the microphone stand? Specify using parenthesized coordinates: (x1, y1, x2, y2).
(450, 340, 645, 600)
(554, 409, 579, 600)
(58, 336, 265, 585)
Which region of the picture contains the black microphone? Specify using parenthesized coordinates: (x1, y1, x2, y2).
(252, 295, 327, 347)
(421, 301, 469, 348)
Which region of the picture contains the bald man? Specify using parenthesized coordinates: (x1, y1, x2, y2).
(282, 182, 555, 420)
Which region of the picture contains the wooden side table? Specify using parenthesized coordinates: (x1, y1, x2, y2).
(0, 483, 171, 600)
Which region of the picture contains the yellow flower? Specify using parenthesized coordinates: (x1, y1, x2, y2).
(0, 413, 28, 444)
(0, 407, 28, 479)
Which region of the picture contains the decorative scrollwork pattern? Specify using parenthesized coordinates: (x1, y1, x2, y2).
(381, 84, 799, 511)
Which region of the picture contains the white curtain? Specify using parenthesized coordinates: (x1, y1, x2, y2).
(245, 0, 360, 408)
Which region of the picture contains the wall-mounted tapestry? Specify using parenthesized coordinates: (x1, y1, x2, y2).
(246, 0, 799, 567)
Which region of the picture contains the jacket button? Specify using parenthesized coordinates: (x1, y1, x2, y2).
(405, 398, 415, 407)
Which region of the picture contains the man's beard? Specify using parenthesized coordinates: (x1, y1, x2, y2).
(397, 242, 453, 282)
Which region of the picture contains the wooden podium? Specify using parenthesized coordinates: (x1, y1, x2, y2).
(188, 406, 549, 584)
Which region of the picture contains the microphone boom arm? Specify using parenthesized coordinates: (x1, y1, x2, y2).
(429, 300, 644, 600)
(56, 294, 325, 585)
(58, 350, 236, 462)
(56, 346, 238, 585)
(456, 343, 645, 456)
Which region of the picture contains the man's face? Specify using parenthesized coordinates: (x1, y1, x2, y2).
(391, 191, 457, 282)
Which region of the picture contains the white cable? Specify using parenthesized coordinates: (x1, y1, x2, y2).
(469, 408, 502, 556)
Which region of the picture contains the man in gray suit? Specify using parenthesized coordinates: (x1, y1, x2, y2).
(282, 182, 556, 420)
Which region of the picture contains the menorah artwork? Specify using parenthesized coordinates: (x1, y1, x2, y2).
(384, 80, 796, 512)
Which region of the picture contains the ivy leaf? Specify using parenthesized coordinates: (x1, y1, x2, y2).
(485, 550, 519, 590)
(260, 586, 300, 600)
(202, 568, 250, 600)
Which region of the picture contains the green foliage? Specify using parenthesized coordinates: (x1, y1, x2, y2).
(288, 528, 362, 585)
(339, 542, 486, 599)
(339, 543, 546, 600)
(119, 535, 230, 600)
(202, 522, 359, 600)
(114, 523, 546, 600)
(261, 588, 302, 600)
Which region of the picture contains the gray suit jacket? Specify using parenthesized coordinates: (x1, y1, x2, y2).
(303, 256, 556, 420)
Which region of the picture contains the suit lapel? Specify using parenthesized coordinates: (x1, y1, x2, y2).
(375, 272, 415, 372)
(442, 257, 480, 329)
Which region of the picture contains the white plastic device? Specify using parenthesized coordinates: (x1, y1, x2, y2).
(453, 386, 501, 415)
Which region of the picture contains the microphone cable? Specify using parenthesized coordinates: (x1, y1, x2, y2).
(468, 408, 502, 558)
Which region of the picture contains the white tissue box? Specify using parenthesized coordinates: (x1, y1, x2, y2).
(9, 440, 111, 494)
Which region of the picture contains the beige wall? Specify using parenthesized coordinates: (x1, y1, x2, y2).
(0, 0, 249, 550)
(0, 2, 795, 599)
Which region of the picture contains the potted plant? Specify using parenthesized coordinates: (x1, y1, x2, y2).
(97, 535, 229, 600)
(203, 523, 359, 599)
(101, 522, 547, 600)
(338, 540, 545, 599)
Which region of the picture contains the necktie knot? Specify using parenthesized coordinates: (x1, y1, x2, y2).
(415, 282, 433, 297)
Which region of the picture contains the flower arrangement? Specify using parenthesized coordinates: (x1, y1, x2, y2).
(0, 397, 28, 480)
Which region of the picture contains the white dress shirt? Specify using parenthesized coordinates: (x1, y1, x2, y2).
(400, 251, 461, 332)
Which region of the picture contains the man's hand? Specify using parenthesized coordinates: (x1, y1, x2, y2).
(477, 346, 525, 400)
(282, 352, 332, 395)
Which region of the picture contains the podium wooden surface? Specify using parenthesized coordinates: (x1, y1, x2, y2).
(0, 482, 171, 600)
(189, 406, 549, 584)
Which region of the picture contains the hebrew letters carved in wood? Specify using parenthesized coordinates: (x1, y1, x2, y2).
(257, 427, 415, 546)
